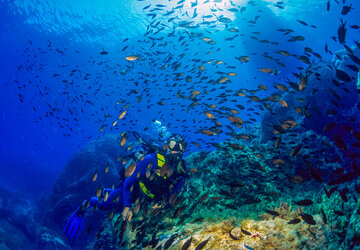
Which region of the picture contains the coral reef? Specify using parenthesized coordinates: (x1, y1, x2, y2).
(345, 206, 360, 248)
(110, 130, 354, 249)
(121, 200, 339, 250)
(18, 121, 354, 250)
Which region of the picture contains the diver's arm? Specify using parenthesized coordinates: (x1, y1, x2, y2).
(166, 176, 185, 208)
(172, 176, 184, 195)
(169, 161, 187, 197)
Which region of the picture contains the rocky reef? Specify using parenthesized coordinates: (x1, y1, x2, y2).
(0, 184, 69, 249)
(113, 131, 356, 250)
(40, 133, 129, 249)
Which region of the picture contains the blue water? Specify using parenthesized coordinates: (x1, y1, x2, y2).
(0, 0, 359, 195)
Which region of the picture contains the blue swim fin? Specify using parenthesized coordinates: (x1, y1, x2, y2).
(64, 200, 88, 239)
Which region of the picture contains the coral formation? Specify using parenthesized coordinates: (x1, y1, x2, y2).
(122, 201, 337, 250)
(23, 124, 357, 249)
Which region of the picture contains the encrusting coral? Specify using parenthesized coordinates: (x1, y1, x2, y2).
(121, 201, 339, 249)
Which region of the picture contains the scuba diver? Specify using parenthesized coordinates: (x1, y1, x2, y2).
(64, 133, 188, 239)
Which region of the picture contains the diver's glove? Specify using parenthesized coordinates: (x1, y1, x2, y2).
(63, 200, 89, 239)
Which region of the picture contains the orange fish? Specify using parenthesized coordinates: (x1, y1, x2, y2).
(118, 110, 127, 119)
(228, 143, 244, 150)
(126, 55, 139, 61)
(228, 116, 244, 124)
(259, 68, 272, 73)
(279, 100, 288, 107)
(258, 84, 268, 90)
(120, 134, 128, 146)
(200, 129, 217, 136)
(125, 162, 136, 178)
(205, 111, 215, 119)
(92, 171, 97, 182)
(272, 159, 285, 165)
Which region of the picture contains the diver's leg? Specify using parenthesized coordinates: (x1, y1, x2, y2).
(64, 200, 88, 239)
(65, 187, 124, 238)
(89, 187, 124, 210)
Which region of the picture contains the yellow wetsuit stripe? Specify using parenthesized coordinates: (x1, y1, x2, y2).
(156, 153, 167, 179)
(139, 181, 155, 199)
(157, 153, 165, 167)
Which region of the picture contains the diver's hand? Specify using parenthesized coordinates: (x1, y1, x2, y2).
(122, 206, 133, 221)
(80, 199, 90, 212)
